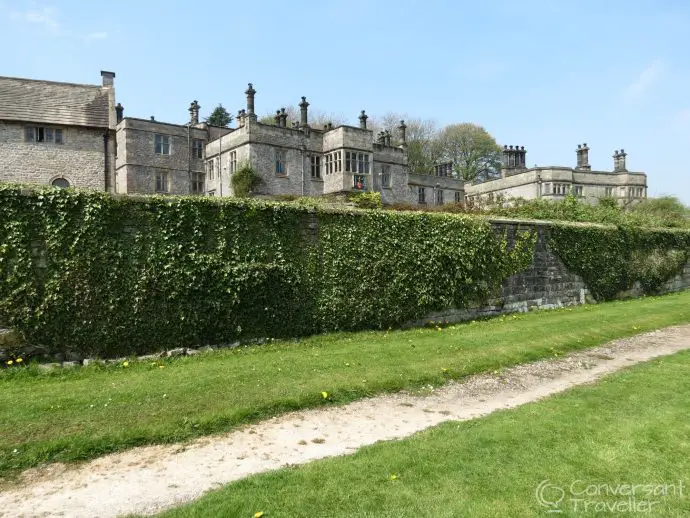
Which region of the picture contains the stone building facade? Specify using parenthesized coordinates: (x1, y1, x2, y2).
(0, 72, 647, 207)
(114, 101, 232, 195)
(464, 144, 647, 206)
(0, 71, 117, 191)
(203, 85, 466, 204)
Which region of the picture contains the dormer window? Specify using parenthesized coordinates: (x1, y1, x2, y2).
(25, 126, 63, 144)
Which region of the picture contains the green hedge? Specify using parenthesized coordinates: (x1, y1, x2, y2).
(0, 186, 535, 358)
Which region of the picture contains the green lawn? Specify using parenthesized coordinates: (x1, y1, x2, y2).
(1, 291, 690, 479)
(155, 350, 690, 518)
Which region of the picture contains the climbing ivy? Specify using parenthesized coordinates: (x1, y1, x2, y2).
(230, 163, 261, 198)
(0, 185, 536, 358)
(548, 223, 690, 301)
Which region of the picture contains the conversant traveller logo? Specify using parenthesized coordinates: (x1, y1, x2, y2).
(535, 479, 685, 513)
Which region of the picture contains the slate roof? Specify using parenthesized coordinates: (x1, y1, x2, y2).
(0, 76, 111, 128)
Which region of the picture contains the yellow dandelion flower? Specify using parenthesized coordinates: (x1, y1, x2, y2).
(441, 368, 449, 373)
(16, 358, 23, 363)
(254, 512, 265, 518)
(6, 360, 13, 365)
(159, 365, 165, 369)
(389, 473, 398, 480)
(321, 391, 328, 399)
(123, 361, 130, 367)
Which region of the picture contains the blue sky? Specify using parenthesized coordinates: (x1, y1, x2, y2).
(2, 0, 689, 202)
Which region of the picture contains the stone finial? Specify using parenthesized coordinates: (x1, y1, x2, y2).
(359, 110, 368, 129)
(150, 116, 155, 121)
(275, 110, 282, 126)
(299, 96, 310, 127)
(189, 100, 200, 125)
(399, 120, 407, 146)
(115, 103, 124, 123)
(245, 83, 257, 118)
(280, 107, 287, 128)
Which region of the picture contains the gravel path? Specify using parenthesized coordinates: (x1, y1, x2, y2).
(2, 325, 690, 518)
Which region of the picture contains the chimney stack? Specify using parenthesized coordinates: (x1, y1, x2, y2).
(115, 103, 124, 123)
(502, 145, 527, 176)
(245, 83, 257, 122)
(274, 110, 282, 126)
(299, 96, 310, 128)
(613, 149, 627, 172)
(359, 110, 368, 129)
(101, 70, 115, 87)
(280, 107, 287, 127)
(576, 143, 590, 170)
(189, 100, 200, 125)
(384, 130, 392, 147)
(399, 120, 407, 147)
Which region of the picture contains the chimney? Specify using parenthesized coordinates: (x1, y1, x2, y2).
(280, 107, 287, 128)
(359, 110, 368, 129)
(377, 131, 386, 145)
(189, 100, 200, 125)
(115, 103, 124, 123)
(299, 96, 310, 128)
(399, 120, 407, 147)
(101, 70, 115, 87)
(245, 83, 257, 122)
(576, 143, 590, 170)
(274, 110, 282, 126)
(384, 130, 392, 147)
(614, 149, 627, 172)
(150, 116, 155, 121)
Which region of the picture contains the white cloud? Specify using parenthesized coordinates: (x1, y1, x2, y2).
(623, 60, 665, 100)
(11, 6, 59, 30)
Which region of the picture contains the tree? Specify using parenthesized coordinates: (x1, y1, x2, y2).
(205, 104, 233, 127)
(437, 123, 502, 182)
(629, 196, 690, 228)
(368, 113, 440, 175)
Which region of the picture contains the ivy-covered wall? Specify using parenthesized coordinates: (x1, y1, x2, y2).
(1, 186, 689, 360)
(0, 186, 536, 358)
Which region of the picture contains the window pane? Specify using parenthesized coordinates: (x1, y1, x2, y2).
(54, 129, 63, 144)
(45, 128, 54, 142)
(25, 127, 35, 142)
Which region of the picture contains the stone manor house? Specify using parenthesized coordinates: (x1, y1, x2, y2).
(0, 71, 647, 206)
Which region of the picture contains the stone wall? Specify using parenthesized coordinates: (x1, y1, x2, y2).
(0, 121, 109, 190)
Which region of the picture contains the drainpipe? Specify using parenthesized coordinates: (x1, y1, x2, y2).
(103, 131, 109, 192)
(219, 133, 223, 197)
(300, 144, 306, 196)
(187, 124, 192, 195)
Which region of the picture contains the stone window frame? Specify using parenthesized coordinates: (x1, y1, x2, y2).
(573, 185, 583, 197)
(191, 171, 205, 194)
(310, 155, 322, 179)
(454, 191, 462, 203)
(275, 148, 287, 176)
(25, 126, 64, 145)
(436, 189, 444, 205)
(154, 134, 171, 155)
(155, 170, 169, 193)
(207, 160, 214, 181)
(49, 174, 72, 189)
(345, 150, 370, 174)
(192, 139, 204, 159)
(418, 186, 426, 204)
(380, 165, 391, 188)
(605, 186, 614, 197)
(229, 151, 237, 174)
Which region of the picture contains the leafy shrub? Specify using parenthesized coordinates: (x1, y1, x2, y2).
(347, 192, 383, 209)
(231, 163, 261, 198)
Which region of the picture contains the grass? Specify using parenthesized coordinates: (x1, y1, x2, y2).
(1, 291, 690, 479)
(154, 350, 690, 518)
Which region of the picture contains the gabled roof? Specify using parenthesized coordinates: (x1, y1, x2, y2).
(0, 76, 111, 128)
